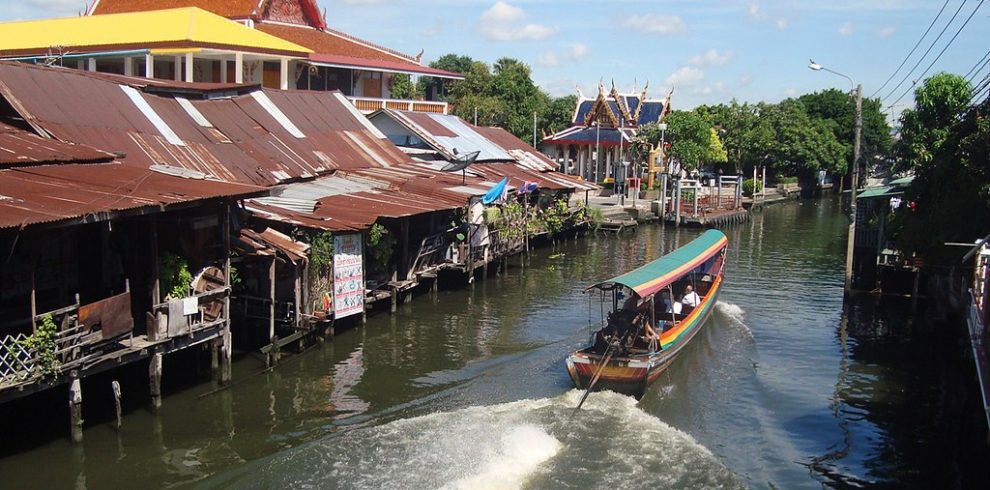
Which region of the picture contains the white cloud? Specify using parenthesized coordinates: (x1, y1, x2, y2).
(784, 88, 798, 97)
(689, 49, 734, 67)
(839, 22, 854, 36)
(748, 3, 789, 30)
(739, 74, 753, 87)
(665, 66, 704, 88)
(540, 79, 585, 98)
(479, 1, 557, 41)
(570, 43, 588, 60)
(623, 14, 686, 35)
(878, 26, 896, 38)
(537, 51, 560, 68)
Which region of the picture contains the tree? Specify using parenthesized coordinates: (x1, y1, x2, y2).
(543, 94, 577, 135)
(798, 89, 891, 175)
(491, 58, 550, 138)
(888, 73, 989, 256)
(762, 99, 846, 181)
(664, 110, 714, 170)
(695, 101, 774, 174)
(389, 73, 420, 100)
(417, 53, 475, 100)
(896, 72, 973, 170)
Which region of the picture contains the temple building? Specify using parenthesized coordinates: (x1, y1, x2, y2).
(0, 0, 461, 114)
(543, 81, 671, 183)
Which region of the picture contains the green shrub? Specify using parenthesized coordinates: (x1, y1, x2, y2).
(160, 252, 192, 299)
(743, 178, 763, 196)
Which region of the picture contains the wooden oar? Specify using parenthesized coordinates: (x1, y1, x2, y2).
(573, 345, 615, 414)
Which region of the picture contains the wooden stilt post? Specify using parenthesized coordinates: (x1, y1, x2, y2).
(210, 340, 219, 373)
(69, 374, 83, 443)
(111, 380, 122, 430)
(221, 205, 232, 385)
(268, 257, 277, 366)
(149, 353, 162, 411)
(30, 256, 37, 334)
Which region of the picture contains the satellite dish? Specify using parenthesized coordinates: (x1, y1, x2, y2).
(441, 150, 480, 172)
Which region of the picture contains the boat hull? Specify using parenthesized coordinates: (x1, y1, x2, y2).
(566, 276, 721, 398)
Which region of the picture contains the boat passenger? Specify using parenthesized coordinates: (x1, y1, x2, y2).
(682, 285, 701, 308)
(666, 294, 683, 314)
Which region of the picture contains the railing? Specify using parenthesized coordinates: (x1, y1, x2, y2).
(408, 233, 447, 279)
(346, 96, 448, 114)
(150, 287, 229, 340)
(1, 291, 135, 388)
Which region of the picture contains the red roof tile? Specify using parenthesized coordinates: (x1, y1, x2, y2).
(90, 0, 260, 18)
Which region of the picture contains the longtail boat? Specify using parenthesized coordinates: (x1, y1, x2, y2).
(566, 229, 728, 398)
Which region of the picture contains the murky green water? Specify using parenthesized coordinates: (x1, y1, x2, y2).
(1, 198, 988, 488)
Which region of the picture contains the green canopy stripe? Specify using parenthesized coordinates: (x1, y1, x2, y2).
(588, 229, 728, 298)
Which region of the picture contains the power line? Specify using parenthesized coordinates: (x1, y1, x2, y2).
(881, 0, 970, 103)
(887, 0, 986, 108)
(964, 47, 990, 82)
(869, 0, 951, 98)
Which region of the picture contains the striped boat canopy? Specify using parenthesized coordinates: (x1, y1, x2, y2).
(588, 229, 728, 298)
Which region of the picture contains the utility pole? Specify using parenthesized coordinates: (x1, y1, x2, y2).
(845, 83, 863, 293)
(532, 112, 537, 148)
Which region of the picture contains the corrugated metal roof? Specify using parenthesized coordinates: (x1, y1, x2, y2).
(237, 227, 309, 263)
(0, 123, 116, 167)
(472, 126, 556, 171)
(0, 162, 264, 229)
(0, 62, 405, 187)
(373, 110, 512, 162)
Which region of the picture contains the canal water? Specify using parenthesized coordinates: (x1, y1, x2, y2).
(1, 198, 988, 488)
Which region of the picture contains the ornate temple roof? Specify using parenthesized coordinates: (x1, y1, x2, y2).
(544, 81, 671, 146)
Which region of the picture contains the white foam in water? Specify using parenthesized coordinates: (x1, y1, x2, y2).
(716, 301, 752, 336)
(443, 424, 561, 490)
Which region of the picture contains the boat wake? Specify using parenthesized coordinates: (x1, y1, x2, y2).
(716, 301, 753, 338)
(203, 392, 742, 489)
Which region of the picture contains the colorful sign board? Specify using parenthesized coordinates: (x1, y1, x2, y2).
(333, 234, 364, 318)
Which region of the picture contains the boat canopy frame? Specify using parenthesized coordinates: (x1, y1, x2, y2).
(586, 229, 728, 300)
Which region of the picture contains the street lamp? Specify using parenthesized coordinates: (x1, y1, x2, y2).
(809, 59, 863, 293)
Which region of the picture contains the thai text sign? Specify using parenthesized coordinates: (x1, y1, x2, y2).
(333, 234, 364, 318)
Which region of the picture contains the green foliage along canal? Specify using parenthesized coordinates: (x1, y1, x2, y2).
(1, 199, 988, 488)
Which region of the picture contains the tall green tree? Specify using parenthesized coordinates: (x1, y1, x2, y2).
(663, 110, 716, 170)
(762, 99, 847, 180)
(544, 94, 577, 135)
(696, 101, 776, 174)
(896, 72, 973, 170)
(417, 53, 475, 100)
(889, 73, 989, 256)
(798, 89, 891, 173)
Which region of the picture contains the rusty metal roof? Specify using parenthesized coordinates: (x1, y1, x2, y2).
(245, 163, 501, 232)
(0, 123, 116, 167)
(0, 62, 405, 187)
(370, 109, 512, 162)
(0, 162, 265, 230)
(237, 226, 309, 263)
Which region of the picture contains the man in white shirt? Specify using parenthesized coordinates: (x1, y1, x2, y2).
(682, 284, 701, 308)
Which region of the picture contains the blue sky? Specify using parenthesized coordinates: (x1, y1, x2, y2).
(6, 1, 989, 117)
